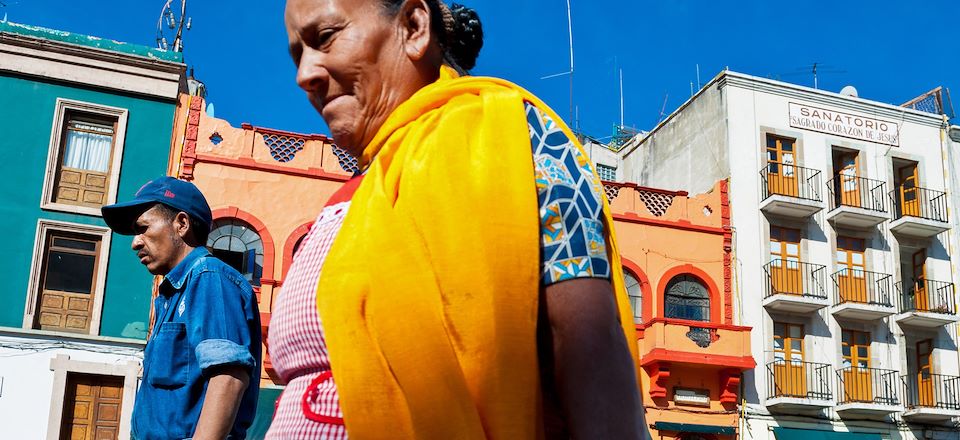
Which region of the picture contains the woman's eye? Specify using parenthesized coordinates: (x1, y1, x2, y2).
(316, 29, 336, 48)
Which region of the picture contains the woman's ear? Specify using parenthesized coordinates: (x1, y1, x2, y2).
(398, 0, 434, 61)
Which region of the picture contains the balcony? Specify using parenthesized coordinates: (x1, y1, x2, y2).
(766, 360, 833, 412)
(759, 163, 824, 218)
(825, 175, 888, 229)
(762, 260, 829, 313)
(830, 269, 896, 321)
(889, 186, 949, 238)
(895, 279, 960, 328)
(638, 318, 755, 402)
(902, 373, 960, 423)
(835, 366, 902, 417)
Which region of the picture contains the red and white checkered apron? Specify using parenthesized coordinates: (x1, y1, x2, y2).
(265, 178, 363, 439)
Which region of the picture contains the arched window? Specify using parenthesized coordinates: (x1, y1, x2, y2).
(208, 219, 264, 286)
(664, 274, 710, 321)
(624, 269, 642, 324)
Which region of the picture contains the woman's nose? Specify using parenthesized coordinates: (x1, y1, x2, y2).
(296, 49, 329, 94)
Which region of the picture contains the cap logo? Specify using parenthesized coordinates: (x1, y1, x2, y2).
(164, 190, 176, 198)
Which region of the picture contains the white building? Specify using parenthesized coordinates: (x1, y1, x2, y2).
(617, 71, 960, 440)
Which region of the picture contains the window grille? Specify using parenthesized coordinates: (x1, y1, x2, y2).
(207, 219, 264, 286)
(596, 163, 617, 181)
(664, 274, 710, 321)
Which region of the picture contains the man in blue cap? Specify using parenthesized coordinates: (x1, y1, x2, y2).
(102, 176, 261, 440)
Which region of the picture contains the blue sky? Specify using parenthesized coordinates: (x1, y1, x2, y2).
(4, 1, 957, 140)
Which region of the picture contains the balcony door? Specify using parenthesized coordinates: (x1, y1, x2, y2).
(835, 150, 860, 206)
(837, 237, 867, 303)
(912, 249, 929, 311)
(773, 322, 806, 396)
(766, 135, 798, 197)
(916, 339, 934, 407)
(770, 227, 802, 295)
(897, 163, 920, 217)
(842, 330, 873, 402)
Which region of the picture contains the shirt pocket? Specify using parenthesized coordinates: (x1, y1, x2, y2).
(149, 322, 190, 389)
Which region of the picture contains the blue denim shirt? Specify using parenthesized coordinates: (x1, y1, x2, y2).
(132, 247, 261, 440)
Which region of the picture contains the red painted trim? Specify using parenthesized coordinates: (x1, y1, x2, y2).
(601, 180, 689, 197)
(720, 179, 734, 325)
(179, 96, 203, 181)
(282, 222, 314, 279)
(641, 348, 756, 370)
(211, 207, 276, 281)
(242, 122, 330, 142)
(194, 154, 350, 182)
(612, 213, 726, 235)
(657, 265, 722, 323)
(638, 317, 752, 332)
(621, 257, 653, 323)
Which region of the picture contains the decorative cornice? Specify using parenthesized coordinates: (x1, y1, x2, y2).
(0, 31, 185, 100)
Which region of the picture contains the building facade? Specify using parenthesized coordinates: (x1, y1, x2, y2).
(167, 93, 352, 437)
(0, 21, 185, 439)
(621, 71, 960, 440)
(606, 178, 755, 439)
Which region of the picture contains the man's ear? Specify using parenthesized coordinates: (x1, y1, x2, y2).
(174, 212, 192, 241)
(398, 0, 434, 61)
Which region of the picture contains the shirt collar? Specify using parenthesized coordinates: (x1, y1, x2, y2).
(163, 247, 210, 291)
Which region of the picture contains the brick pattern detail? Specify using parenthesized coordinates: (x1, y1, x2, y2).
(180, 96, 203, 181)
(637, 190, 675, 217)
(264, 134, 306, 163)
(720, 179, 733, 324)
(331, 145, 359, 174)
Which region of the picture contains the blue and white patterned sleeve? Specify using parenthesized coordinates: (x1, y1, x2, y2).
(526, 102, 611, 286)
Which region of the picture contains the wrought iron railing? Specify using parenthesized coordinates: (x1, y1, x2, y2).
(898, 279, 958, 315)
(903, 373, 960, 410)
(830, 268, 894, 307)
(826, 175, 887, 213)
(889, 186, 948, 223)
(836, 366, 901, 406)
(760, 162, 822, 202)
(767, 360, 832, 400)
(763, 260, 828, 300)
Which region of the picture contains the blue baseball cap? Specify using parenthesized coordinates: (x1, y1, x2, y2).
(101, 176, 213, 236)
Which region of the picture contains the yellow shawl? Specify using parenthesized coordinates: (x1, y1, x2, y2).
(317, 66, 639, 438)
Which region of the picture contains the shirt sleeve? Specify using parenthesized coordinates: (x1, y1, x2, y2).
(527, 102, 611, 286)
(184, 270, 257, 374)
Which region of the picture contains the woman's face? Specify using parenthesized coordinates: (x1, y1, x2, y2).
(285, 0, 428, 155)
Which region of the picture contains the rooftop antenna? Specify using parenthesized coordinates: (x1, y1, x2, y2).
(696, 64, 701, 90)
(619, 68, 624, 127)
(156, 0, 192, 52)
(540, 0, 575, 123)
(656, 93, 669, 125)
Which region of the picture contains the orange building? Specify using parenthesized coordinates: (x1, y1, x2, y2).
(167, 92, 755, 436)
(605, 180, 755, 440)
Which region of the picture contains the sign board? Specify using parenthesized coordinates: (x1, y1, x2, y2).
(673, 387, 710, 407)
(788, 102, 900, 146)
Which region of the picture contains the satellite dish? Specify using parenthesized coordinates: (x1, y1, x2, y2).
(840, 86, 858, 98)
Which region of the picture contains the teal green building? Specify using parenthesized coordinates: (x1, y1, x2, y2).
(0, 20, 185, 438)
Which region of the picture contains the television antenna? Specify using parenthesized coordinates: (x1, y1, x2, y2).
(540, 0, 575, 123)
(155, 0, 192, 52)
(775, 62, 846, 89)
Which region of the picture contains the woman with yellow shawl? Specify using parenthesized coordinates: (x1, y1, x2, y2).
(266, 0, 646, 438)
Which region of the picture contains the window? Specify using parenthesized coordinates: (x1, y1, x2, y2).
(208, 219, 264, 286)
(25, 221, 111, 335)
(624, 269, 642, 324)
(42, 99, 128, 216)
(596, 163, 617, 181)
(664, 274, 710, 321)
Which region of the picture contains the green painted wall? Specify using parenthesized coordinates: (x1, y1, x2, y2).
(0, 73, 176, 339)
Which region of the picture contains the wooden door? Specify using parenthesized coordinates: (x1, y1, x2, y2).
(842, 330, 873, 402)
(898, 164, 920, 217)
(916, 339, 934, 407)
(837, 237, 867, 303)
(912, 249, 929, 311)
(836, 152, 860, 206)
(766, 136, 799, 197)
(60, 374, 124, 440)
(773, 322, 807, 397)
(770, 227, 803, 295)
(36, 233, 100, 333)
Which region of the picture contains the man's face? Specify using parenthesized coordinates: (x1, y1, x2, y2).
(131, 205, 183, 275)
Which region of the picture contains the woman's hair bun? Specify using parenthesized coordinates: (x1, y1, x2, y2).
(445, 4, 483, 71)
